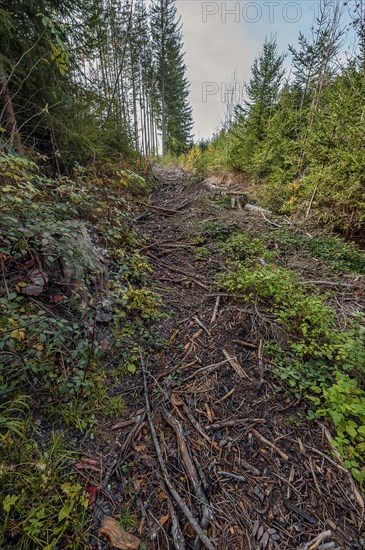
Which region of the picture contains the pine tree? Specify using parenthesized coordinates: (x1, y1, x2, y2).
(150, 0, 193, 155)
(289, 0, 343, 110)
(244, 37, 285, 142)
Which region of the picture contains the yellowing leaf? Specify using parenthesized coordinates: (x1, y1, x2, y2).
(10, 329, 26, 341)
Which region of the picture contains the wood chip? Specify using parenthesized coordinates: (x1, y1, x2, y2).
(98, 516, 141, 549)
(222, 349, 251, 380)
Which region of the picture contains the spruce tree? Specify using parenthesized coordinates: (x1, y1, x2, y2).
(150, 0, 193, 155)
(244, 37, 285, 142)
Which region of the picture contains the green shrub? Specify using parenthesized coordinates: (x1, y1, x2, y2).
(201, 221, 238, 241)
(221, 231, 273, 263)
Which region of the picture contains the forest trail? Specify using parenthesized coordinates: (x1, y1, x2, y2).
(99, 166, 364, 550)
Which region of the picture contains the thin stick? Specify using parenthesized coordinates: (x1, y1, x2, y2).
(251, 428, 289, 460)
(182, 404, 220, 452)
(222, 349, 252, 381)
(260, 211, 282, 228)
(297, 529, 332, 550)
(145, 203, 179, 214)
(217, 471, 246, 483)
(232, 339, 257, 349)
(210, 296, 220, 324)
(182, 360, 229, 383)
(193, 316, 211, 336)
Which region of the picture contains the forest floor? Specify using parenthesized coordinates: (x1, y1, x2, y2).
(89, 167, 365, 550)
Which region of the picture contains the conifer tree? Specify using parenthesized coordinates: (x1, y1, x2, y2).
(244, 37, 285, 142)
(150, 0, 193, 155)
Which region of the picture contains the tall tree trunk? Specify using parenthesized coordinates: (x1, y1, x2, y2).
(0, 62, 24, 154)
(161, 75, 166, 155)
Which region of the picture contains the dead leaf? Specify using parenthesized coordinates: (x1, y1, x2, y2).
(86, 486, 98, 506)
(98, 516, 141, 549)
(50, 294, 65, 303)
(171, 392, 183, 406)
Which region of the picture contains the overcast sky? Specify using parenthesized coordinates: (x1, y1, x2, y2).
(175, 0, 350, 140)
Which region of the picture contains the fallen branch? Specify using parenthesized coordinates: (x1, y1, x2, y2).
(217, 470, 246, 483)
(284, 498, 317, 525)
(141, 356, 217, 550)
(162, 410, 213, 550)
(145, 203, 179, 214)
(193, 315, 211, 336)
(167, 498, 187, 550)
(182, 404, 220, 452)
(251, 428, 289, 460)
(111, 410, 144, 430)
(210, 296, 220, 324)
(182, 359, 229, 383)
(297, 529, 332, 550)
(260, 211, 282, 228)
(215, 387, 235, 403)
(206, 418, 265, 430)
(232, 338, 257, 350)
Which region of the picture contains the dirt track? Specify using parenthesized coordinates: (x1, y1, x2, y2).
(95, 167, 364, 550)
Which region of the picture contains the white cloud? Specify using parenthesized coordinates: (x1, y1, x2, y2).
(176, 1, 259, 140)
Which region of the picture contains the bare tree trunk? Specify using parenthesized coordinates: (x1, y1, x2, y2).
(161, 75, 166, 156)
(0, 62, 24, 154)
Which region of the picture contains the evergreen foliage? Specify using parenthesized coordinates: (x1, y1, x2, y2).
(150, 0, 193, 155)
(0, 0, 193, 164)
(197, 1, 365, 236)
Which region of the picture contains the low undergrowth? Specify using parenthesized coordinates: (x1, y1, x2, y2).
(219, 229, 365, 487)
(271, 230, 365, 274)
(0, 152, 161, 547)
(1, 399, 90, 549)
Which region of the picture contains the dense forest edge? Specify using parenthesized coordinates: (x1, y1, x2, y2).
(1, 0, 365, 548)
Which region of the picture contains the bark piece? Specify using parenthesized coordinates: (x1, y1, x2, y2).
(98, 516, 141, 549)
(222, 349, 251, 381)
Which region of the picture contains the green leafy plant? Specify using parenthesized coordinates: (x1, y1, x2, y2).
(113, 283, 162, 321)
(201, 221, 238, 241)
(221, 231, 273, 263)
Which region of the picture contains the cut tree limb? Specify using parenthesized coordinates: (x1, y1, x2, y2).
(162, 410, 213, 550)
(210, 296, 220, 324)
